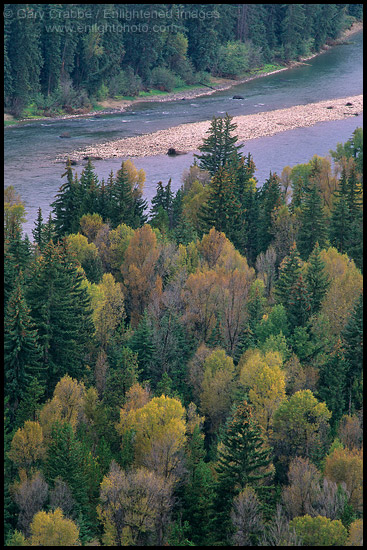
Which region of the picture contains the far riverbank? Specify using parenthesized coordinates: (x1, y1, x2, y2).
(5, 21, 363, 126)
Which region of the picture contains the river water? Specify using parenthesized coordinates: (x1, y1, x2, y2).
(4, 31, 363, 237)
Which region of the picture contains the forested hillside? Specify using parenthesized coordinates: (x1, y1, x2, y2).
(4, 115, 363, 545)
(4, 3, 363, 116)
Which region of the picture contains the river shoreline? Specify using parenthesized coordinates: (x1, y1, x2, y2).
(5, 21, 362, 126)
(57, 95, 363, 161)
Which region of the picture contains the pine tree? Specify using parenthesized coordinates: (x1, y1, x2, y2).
(212, 401, 273, 544)
(342, 293, 363, 414)
(318, 339, 347, 428)
(52, 159, 81, 237)
(44, 422, 90, 515)
(14, 377, 46, 429)
(258, 171, 282, 253)
(297, 182, 328, 260)
(275, 241, 302, 314)
(305, 242, 330, 316)
(4, 274, 43, 415)
(79, 159, 99, 217)
(287, 274, 311, 328)
(182, 425, 215, 545)
(128, 311, 157, 381)
(110, 162, 134, 228)
(195, 113, 242, 175)
(32, 207, 44, 249)
(199, 166, 244, 248)
(26, 240, 94, 393)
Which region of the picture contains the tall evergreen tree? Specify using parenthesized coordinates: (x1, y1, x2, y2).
(297, 182, 328, 260)
(258, 171, 282, 253)
(32, 207, 44, 249)
(212, 401, 273, 544)
(195, 113, 242, 175)
(318, 339, 347, 428)
(79, 158, 100, 218)
(26, 240, 94, 393)
(52, 159, 81, 237)
(4, 275, 43, 415)
(342, 293, 363, 414)
(305, 242, 330, 316)
(199, 166, 244, 247)
(110, 162, 134, 228)
(287, 274, 311, 328)
(275, 241, 302, 313)
(44, 422, 90, 516)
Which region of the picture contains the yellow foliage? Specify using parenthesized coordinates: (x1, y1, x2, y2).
(324, 447, 363, 512)
(200, 349, 235, 432)
(249, 363, 286, 433)
(117, 395, 186, 478)
(92, 273, 125, 346)
(29, 508, 80, 546)
(239, 348, 283, 389)
(319, 247, 363, 337)
(8, 421, 45, 470)
(123, 158, 146, 195)
(39, 376, 85, 436)
(347, 519, 363, 546)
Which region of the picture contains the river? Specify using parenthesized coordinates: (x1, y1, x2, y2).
(4, 30, 363, 237)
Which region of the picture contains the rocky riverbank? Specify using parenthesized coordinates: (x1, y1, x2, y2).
(58, 95, 363, 162)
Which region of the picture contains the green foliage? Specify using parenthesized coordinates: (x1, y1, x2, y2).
(289, 514, 348, 546)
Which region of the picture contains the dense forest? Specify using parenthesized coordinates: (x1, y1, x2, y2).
(4, 3, 363, 116)
(4, 112, 363, 545)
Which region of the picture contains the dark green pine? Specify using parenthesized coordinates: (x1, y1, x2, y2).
(32, 207, 44, 249)
(44, 422, 90, 514)
(110, 162, 134, 228)
(128, 310, 157, 381)
(51, 159, 81, 237)
(305, 242, 330, 316)
(275, 241, 302, 313)
(182, 426, 215, 545)
(297, 182, 328, 260)
(26, 240, 94, 394)
(4, 275, 43, 415)
(212, 401, 273, 544)
(287, 273, 312, 328)
(258, 171, 282, 254)
(318, 339, 347, 428)
(195, 113, 242, 176)
(199, 166, 244, 246)
(79, 158, 100, 217)
(342, 293, 363, 414)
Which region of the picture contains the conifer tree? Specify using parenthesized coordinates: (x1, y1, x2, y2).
(44, 422, 90, 517)
(182, 425, 215, 545)
(258, 171, 282, 253)
(128, 311, 157, 381)
(297, 182, 328, 260)
(318, 339, 347, 427)
(275, 241, 302, 314)
(213, 401, 273, 544)
(110, 162, 134, 228)
(288, 274, 311, 328)
(32, 207, 44, 249)
(4, 275, 43, 415)
(195, 113, 242, 175)
(305, 242, 330, 316)
(52, 159, 81, 237)
(342, 293, 363, 414)
(199, 166, 244, 248)
(79, 158, 99, 217)
(26, 240, 94, 393)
